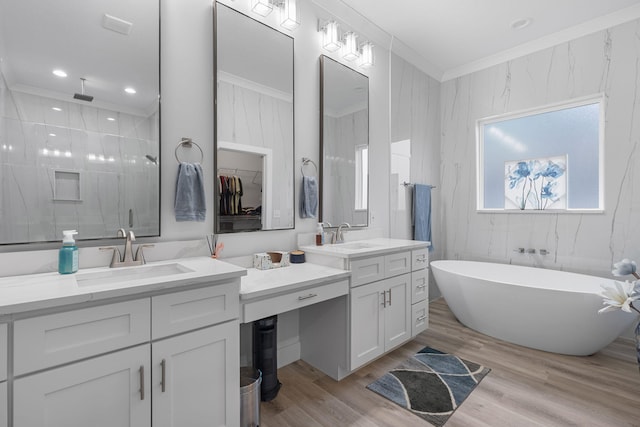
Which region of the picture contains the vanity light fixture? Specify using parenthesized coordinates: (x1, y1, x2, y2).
(321, 20, 341, 52)
(342, 31, 359, 61)
(279, 0, 299, 30)
(251, 0, 299, 30)
(359, 41, 374, 68)
(251, 0, 273, 17)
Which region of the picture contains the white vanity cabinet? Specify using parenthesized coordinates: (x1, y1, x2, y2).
(11, 280, 240, 427)
(349, 252, 412, 370)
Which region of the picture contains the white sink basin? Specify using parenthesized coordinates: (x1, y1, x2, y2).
(76, 263, 194, 287)
(332, 242, 381, 250)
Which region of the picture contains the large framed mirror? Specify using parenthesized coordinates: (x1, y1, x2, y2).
(0, 0, 160, 245)
(214, 3, 295, 233)
(320, 55, 369, 227)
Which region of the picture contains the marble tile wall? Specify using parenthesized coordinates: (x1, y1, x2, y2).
(440, 18, 640, 278)
(217, 80, 294, 229)
(389, 53, 442, 298)
(0, 79, 159, 244)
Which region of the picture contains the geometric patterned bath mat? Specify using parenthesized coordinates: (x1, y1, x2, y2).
(366, 347, 490, 427)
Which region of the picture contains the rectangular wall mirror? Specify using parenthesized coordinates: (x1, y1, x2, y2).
(477, 95, 603, 212)
(0, 0, 160, 244)
(214, 3, 295, 233)
(320, 55, 369, 227)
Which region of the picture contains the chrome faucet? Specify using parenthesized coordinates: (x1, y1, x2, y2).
(334, 222, 351, 244)
(100, 228, 154, 268)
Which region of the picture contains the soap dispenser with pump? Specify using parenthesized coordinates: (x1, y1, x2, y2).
(59, 230, 79, 274)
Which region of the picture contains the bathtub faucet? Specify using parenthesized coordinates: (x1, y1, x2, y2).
(526, 248, 536, 254)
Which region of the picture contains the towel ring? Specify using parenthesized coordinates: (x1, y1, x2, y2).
(175, 137, 204, 164)
(301, 157, 318, 177)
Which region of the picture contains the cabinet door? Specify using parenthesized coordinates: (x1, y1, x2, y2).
(152, 321, 239, 427)
(0, 382, 6, 427)
(384, 273, 412, 351)
(0, 324, 6, 381)
(350, 281, 385, 370)
(14, 345, 151, 427)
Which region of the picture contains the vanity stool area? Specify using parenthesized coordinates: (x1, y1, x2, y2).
(238, 238, 430, 386)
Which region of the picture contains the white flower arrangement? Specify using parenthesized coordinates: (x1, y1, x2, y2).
(600, 259, 640, 315)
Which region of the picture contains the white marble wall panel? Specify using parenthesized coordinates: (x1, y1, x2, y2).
(217, 80, 294, 229)
(440, 19, 640, 278)
(390, 53, 441, 246)
(0, 88, 159, 244)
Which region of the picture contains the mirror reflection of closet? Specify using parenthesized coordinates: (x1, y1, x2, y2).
(214, 2, 294, 233)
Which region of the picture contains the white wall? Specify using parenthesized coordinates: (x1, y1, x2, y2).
(440, 18, 640, 278)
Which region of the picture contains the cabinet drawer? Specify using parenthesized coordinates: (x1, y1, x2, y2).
(350, 256, 385, 287)
(385, 251, 411, 278)
(411, 300, 429, 337)
(412, 248, 429, 271)
(412, 269, 428, 304)
(152, 281, 239, 339)
(14, 299, 150, 375)
(243, 279, 349, 323)
(0, 324, 6, 381)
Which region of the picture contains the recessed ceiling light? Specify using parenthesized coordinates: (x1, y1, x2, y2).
(49, 133, 56, 137)
(510, 18, 533, 30)
(107, 117, 116, 121)
(124, 87, 136, 94)
(52, 69, 67, 78)
(52, 107, 62, 112)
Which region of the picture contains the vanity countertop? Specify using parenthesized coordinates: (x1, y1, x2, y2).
(300, 238, 430, 259)
(240, 262, 351, 301)
(0, 257, 246, 316)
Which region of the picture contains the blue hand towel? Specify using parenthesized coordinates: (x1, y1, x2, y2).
(413, 184, 432, 250)
(300, 176, 318, 219)
(175, 162, 206, 222)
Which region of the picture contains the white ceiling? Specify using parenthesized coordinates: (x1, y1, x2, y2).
(0, 0, 158, 115)
(339, 0, 640, 81)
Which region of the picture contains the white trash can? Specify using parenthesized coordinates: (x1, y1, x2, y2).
(240, 367, 262, 427)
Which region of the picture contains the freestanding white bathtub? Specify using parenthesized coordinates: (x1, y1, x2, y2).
(431, 260, 639, 356)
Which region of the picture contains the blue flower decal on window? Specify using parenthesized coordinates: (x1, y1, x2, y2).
(505, 156, 567, 210)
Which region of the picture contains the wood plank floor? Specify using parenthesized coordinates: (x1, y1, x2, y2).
(260, 298, 640, 427)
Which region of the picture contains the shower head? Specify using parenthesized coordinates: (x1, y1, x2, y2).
(73, 78, 94, 102)
(145, 154, 158, 164)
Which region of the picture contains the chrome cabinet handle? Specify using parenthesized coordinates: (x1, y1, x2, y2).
(417, 315, 427, 322)
(298, 293, 318, 301)
(161, 359, 166, 392)
(381, 291, 387, 308)
(416, 284, 427, 289)
(139, 365, 145, 400)
(388, 289, 392, 306)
